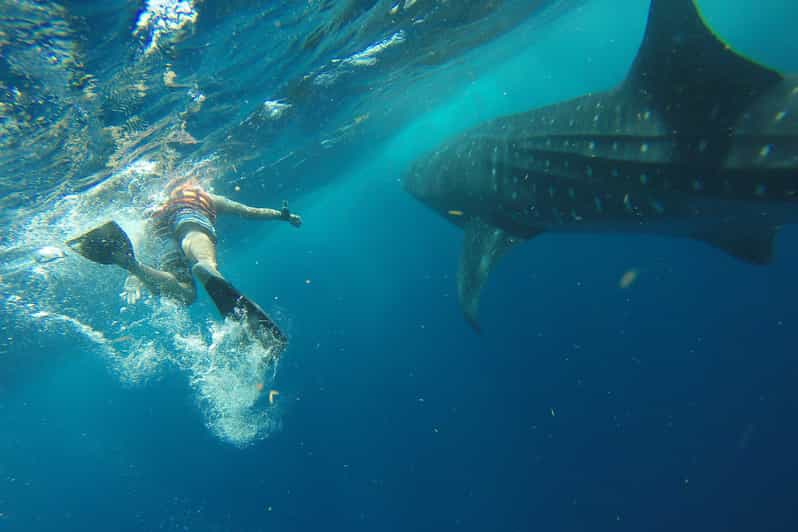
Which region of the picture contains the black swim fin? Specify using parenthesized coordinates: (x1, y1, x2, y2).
(196, 264, 287, 350)
(66, 221, 136, 270)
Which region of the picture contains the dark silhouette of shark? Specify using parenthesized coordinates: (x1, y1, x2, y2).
(404, 0, 798, 329)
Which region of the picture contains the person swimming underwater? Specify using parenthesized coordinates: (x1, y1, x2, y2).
(67, 180, 302, 345)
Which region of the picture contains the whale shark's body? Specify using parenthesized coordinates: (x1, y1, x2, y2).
(404, 0, 798, 328)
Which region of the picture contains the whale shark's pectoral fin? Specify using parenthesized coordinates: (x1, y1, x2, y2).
(457, 219, 539, 331)
(693, 226, 779, 265)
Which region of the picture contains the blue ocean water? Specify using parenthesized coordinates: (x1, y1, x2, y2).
(2, 0, 797, 530)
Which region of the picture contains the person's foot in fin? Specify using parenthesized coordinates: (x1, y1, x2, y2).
(193, 261, 242, 317)
(192, 261, 224, 285)
(193, 262, 287, 346)
(67, 221, 136, 270)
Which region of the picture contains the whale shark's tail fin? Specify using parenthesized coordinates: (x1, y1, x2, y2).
(625, 0, 781, 162)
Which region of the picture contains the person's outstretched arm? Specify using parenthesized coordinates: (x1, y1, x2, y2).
(209, 193, 302, 227)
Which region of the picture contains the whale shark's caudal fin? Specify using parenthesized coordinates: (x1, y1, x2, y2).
(457, 219, 535, 331)
(625, 0, 782, 162)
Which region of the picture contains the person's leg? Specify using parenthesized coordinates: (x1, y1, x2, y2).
(180, 230, 223, 282)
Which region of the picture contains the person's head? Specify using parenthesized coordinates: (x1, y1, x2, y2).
(164, 176, 201, 197)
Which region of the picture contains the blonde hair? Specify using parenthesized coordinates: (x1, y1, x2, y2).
(164, 176, 201, 196)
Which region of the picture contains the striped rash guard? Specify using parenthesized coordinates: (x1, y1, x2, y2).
(150, 184, 218, 283)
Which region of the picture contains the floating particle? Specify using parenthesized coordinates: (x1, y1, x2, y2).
(619, 269, 639, 289)
(305, 279, 312, 284)
(256, 383, 264, 392)
(550, 408, 556, 417)
(269, 390, 280, 404)
(234, 185, 241, 192)
(448, 210, 464, 216)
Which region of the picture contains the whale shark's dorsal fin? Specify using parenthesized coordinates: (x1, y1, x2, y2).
(625, 0, 782, 156)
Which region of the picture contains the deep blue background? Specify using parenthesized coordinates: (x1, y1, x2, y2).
(2, 0, 798, 530)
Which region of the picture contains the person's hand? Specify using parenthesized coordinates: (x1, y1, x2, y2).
(120, 275, 142, 305)
(288, 213, 302, 227)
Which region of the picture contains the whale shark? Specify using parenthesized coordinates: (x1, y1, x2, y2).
(404, 0, 798, 329)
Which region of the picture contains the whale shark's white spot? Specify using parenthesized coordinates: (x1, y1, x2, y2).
(791, 86, 798, 96)
(650, 200, 665, 214)
(640, 143, 649, 153)
(571, 209, 583, 221)
(588, 141, 596, 151)
(568, 187, 575, 199)
(775, 111, 787, 122)
(692, 179, 704, 192)
(786, 189, 797, 197)
(699, 139, 708, 152)
(593, 114, 600, 122)
(710, 105, 720, 120)
(759, 145, 772, 157)
(594, 196, 604, 213)
(755, 184, 767, 197)
(511, 191, 518, 200)
(545, 160, 551, 169)
(623, 193, 632, 210)
(548, 185, 556, 198)
(569, 119, 575, 127)
(586, 166, 593, 177)
(643, 111, 651, 121)
(640, 173, 649, 185)
(612, 142, 619, 152)
(611, 168, 619, 177)
(546, 139, 552, 148)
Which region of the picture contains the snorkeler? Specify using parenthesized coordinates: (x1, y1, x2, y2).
(67, 181, 302, 346)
